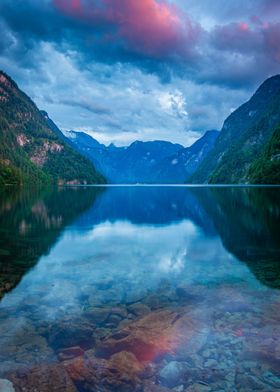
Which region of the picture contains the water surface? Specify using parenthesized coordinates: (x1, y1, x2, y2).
(0, 186, 280, 392)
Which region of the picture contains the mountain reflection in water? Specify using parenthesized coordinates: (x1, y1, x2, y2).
(0, 186, 279, 392)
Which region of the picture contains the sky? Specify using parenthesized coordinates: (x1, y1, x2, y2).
(0, 0, 280, 146)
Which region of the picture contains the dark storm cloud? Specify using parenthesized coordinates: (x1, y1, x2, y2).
(0, 0, 279, 145)
(0, 0, 201, 82)
(0, 0, 279, 88)
(59, 98, 111, 115)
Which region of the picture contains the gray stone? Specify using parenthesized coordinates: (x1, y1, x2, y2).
(85, 307, 110, 324)
(202, 350, 211, 358)
(204, 359, 218, 368)
(236, 374, 266, 390)
(262, 371, 280, 388)
(106, 314, 122, 326)
(0, 379, 15, 392)
(128, 303, 151, 317)
(184, 383, 211, 392)
(159, 361, 190, 388)
(173, 385, 184, 392)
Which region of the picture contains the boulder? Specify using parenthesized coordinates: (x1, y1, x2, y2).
(159, 361, 190, 387)
(47, 320, 94, 350)
(143, 380, 172, 391)
(58, 346, 84, 361)
(96, 309, 197, 363)
(7, 364, 77, 392)
(185, 383, 211, 392)
(84, 307, 110, 324)
(128, 303, 151, 317)
(0, 379, 15, 392)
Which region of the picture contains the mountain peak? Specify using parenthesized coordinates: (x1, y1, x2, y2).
(0, 70, 18, 90)
(255, 74, 280, 96)
(204, 130, 219, 137)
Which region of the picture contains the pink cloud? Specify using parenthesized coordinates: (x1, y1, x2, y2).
(53, 0, 201, 59)
(211, 22, 262, 53)
(263, 23, 280, 62)
(212, 19, 279, 57)
(262, 0, 280, 17)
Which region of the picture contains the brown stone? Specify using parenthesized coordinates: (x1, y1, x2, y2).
(143, 380, 172, 391)
(58, 346, 84, 361)
(101, 351, 143, 392)
(128, 303, 151, 317)
(64, 351, 144, 392)
(7, 364, 78, 392)
(96, 309, 197, 363)
(185, 383, 211, 392)
(63, 356, 97, 388)
(108, 351, 144, 376)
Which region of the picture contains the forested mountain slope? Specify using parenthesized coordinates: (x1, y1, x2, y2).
(0, 71, 106, 186)
(189, 75, 280, 184)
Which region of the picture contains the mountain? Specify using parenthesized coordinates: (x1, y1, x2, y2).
(248, 127, 280, 184)
(153, 130, 219, 183)
(189, 75, 280, 184)
(0, 71, 106, 186)
(66, 130, 184, 183)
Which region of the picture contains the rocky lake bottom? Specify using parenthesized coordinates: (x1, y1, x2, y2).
(0, 186, 279, 392)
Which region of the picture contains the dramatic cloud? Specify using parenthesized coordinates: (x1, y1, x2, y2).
(0, 0, 279, 145)
(53, 0, 201, 59)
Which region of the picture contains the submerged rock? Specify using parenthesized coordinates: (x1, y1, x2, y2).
(0, 379, 15, 392)
(185, 383, 211, 392)
(262, 371, 280, 388)
(63, 356, 97, 390)
(7, 364, 77, 392)
(58, 346, 84, 361)
(64, 351, 144, 392)
(143, 294, 163, 309)
(159, 361, 190, 387)
(47, 319, 94, 350)
(85, 307, 111, 324)
(128, 303, 151, 317)
(95, 309, 197, 363)
(143, 380, 172, 391)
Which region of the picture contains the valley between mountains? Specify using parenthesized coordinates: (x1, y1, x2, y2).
(0, 71, 280, 186)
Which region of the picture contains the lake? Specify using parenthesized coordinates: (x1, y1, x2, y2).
(0, 186, 280, 392)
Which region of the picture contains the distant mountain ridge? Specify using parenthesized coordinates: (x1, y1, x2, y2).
(154, 130, 219, 183)
(2, 70, 279, 186)
(189, 75, 280, 184)
(66, 130, 218, 183)
(0, 71, 106, 185)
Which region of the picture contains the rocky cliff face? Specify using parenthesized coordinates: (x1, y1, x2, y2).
(0, 71, 106, 185)
(190, 75, 280, 184)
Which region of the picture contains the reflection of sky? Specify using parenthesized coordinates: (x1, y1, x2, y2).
(1, 214, 279, 383)
(1, 219, 261, 320)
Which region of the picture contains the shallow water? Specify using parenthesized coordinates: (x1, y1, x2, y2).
(0, 186, 280, 392)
